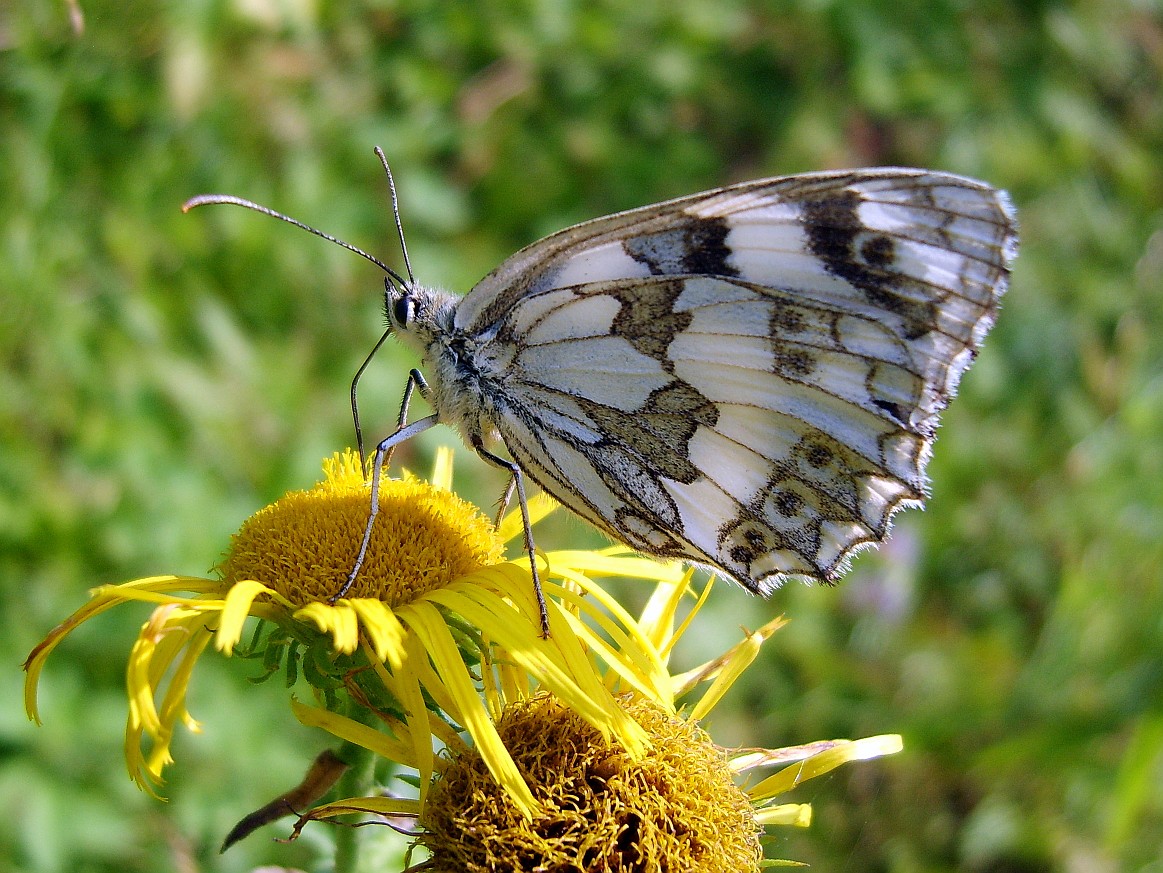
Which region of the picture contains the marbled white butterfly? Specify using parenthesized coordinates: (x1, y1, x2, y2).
(186, 151, 1017, 630)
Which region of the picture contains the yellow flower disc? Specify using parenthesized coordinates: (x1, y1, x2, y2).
(219, 452, 505, 606)
(420, 692, 762, 873)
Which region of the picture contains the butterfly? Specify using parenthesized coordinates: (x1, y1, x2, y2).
(186, 152, 1017, 629)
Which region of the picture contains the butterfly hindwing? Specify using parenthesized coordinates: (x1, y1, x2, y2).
(487, 275, 916, 589)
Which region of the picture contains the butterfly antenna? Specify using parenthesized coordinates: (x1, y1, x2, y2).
(181, 193, 412, 291)
(373, 147, 415, 287)
(183, 174, 414, 461)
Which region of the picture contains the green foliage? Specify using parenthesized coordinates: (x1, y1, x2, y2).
(2, 1, 1161, 870)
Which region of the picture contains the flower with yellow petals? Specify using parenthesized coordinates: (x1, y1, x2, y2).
(23, 449, 675, 816)
(297, 571, 903, 871)
(25, 448, 902, 869)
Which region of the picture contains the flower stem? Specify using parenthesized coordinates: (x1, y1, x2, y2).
(332, 740, 377, 873)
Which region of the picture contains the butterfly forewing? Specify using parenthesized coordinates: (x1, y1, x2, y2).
(434, 169, 1016, 593)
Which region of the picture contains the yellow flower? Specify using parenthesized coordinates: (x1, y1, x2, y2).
(298, 571, 903, 870)
(421, 692, 763, 872)
(25, 447, 901, 868)
(23, 449, 677, 814)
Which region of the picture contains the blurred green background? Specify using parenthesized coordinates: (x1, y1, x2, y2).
(3, 1, 1161, 871)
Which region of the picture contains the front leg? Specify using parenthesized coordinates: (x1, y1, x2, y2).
(350, 328, 391, 461)
(331, 369, 437, 603)
(353, 365, 430, 465)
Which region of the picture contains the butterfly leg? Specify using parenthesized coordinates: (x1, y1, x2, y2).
(471, 437, 550, 638)
(354, 362, 429, 464)
(394, 369, 430, 435)
(350, 327, 392, 461)
(330, 412, 440, 602)
(493, 476, 517, 529)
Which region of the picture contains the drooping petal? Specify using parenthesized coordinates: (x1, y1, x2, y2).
(346, 598, 408, 668)
(397, 600, 539, 819)
(217, 579, 276, 653)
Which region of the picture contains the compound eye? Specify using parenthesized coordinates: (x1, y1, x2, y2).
(392, 293, 414, 327)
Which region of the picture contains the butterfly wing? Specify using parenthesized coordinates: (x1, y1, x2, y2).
(457, 169, 1017, 591)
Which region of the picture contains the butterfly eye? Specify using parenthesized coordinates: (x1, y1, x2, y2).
(393, 293, 414, 327)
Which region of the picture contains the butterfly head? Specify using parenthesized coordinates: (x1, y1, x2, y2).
(383, 277, 455, 352)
